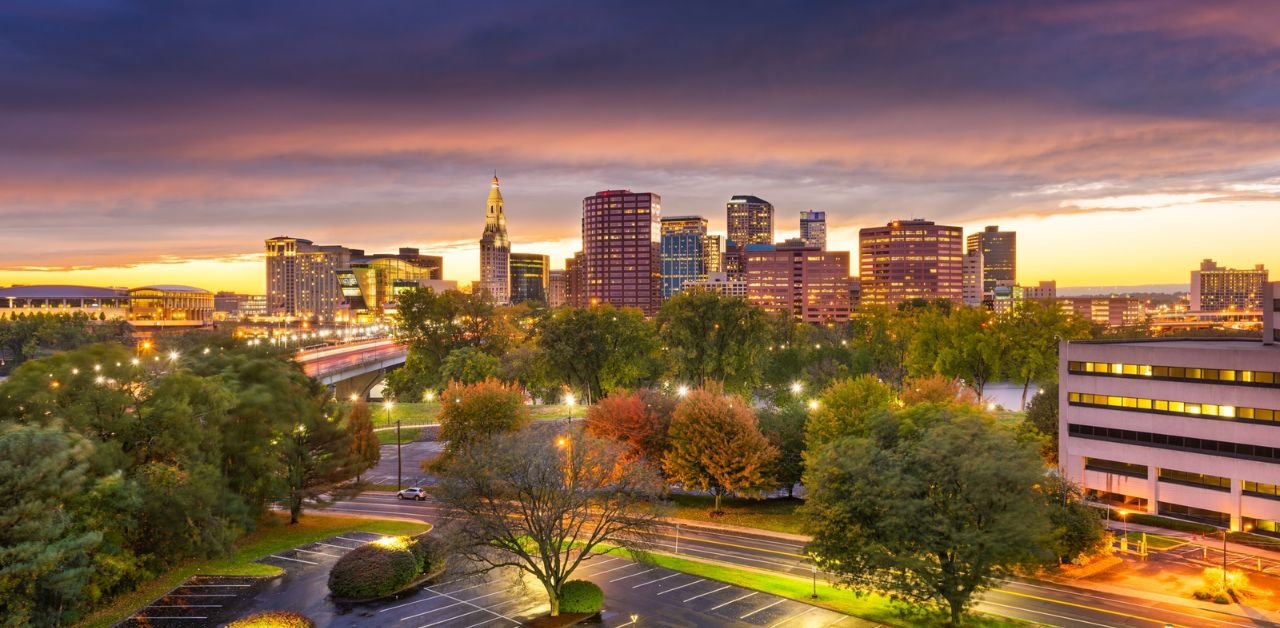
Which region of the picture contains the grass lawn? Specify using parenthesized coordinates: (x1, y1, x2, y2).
(1120, 530, 1186, 551)
(667, 493, 805, 535)
(599, 546, 1023, 627)
(377, 426, 424, 445)
(78, 512, 430, 628)
(363, 402, 582, 428)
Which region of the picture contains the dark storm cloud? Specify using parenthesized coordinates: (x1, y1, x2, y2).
(0, 0, 1278, 271)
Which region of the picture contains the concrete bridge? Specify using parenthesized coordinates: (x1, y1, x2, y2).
(296, 338, 407, 399)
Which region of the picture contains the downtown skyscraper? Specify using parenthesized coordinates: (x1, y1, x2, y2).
(859, 219, 964, 307)
(478, 175, 511, 304)
(800, 211, 827, 250)
(581, 189, 662, 314)
(660, 216, 708, 299)
(726, 195, 774, 246)
(966, 225, 1016, 293)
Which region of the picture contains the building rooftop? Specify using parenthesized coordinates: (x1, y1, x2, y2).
(0, 285, 128, 298)
(1069, 337, 1280, 352)
(131, 285, 211, 294)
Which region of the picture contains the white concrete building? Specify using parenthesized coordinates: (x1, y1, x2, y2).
(1060, 336, 1280, 534)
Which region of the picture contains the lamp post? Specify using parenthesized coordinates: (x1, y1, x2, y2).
(1117, 509, 1129, 552)
(564, 391, 576, 422)
(385, 400, 398, 490)
(674, 522, 680, 555)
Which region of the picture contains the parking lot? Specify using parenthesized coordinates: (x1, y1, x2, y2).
(127, 530, 870, 627)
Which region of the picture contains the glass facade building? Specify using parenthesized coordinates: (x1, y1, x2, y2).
(660, 216, 708, 299)
(726, 195, 773, 246)
(966, 225, 1016, 294)
(510, 253, 550, 304)
(799, 210, 827, 250)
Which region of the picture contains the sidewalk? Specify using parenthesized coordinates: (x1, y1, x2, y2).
(1106, 520, 1280, 562)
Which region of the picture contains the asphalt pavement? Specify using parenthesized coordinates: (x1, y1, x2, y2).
(321, 492, 1280, 628)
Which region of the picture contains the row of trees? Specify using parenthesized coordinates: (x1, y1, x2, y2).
(385, 289, 1092, 408)
(0, 336, 380, 625)
(0, 312, 132, 374)
(427, 376, 1104, 624)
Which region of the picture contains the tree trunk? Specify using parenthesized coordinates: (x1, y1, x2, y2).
(290, 496, 302, 524)
(544, 582, 560, 616)
(947, 596, 963, 627)
(1020, 377, 1032, 410)
(713, 491, 722, 514)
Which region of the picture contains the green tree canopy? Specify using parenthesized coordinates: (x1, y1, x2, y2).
(656, 290, 771, 393)
(805, 411, 1053, 625)
(804, 374, 895, 453)
(439, 346, 501, 385)
(535, 306, 662, 402)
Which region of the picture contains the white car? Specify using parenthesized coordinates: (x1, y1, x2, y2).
(397, 487, 427, 501)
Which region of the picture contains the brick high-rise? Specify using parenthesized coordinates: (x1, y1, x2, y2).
(858, 219, 964, 307)
(582, 190, 662, 314)
(726, 195, 773, 246)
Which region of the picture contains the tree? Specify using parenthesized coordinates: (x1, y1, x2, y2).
(1041, 474, 1108, 564)
(584, 389, 670, 465)
(390, 288, 504, 398)
(439, 347, 500, 385)
(437, 429, 662, 616)
(805, 413, 1053, 625)
(656, 291, 771, 393)
(804, 375, 895, 453)
(347, 401, 380, 483)
(848, 306, 918, 387)
(936, 306, 1006, 400)
(0, 422, 101, 626)
(535, 306, 662, 402)
(279, 391, 365, 524)
(1024, 382, 1060, 462)
(1003, 301, 1091, 408)
(436, 379, 530, 455)
(757, 402, 806, 497)
(663, 388, 778, 513)
(900, 375, 973, 406)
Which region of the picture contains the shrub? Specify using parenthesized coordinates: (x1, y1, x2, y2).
(1126, 513, 1216, 534)
(409, 535, 441, 574)
(228, 610, 316, 627)
(559, 579, 604, 614)
(328, 539, 419, 600)
(1213, 593, 1230, 605)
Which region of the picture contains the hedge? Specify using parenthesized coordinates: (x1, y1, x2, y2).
(227, 610, 316, 628)
(409, 536, 440, 574)
(559, 580, 604, 615)
(328, 539, 419, 600)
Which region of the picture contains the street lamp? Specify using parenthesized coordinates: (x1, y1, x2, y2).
(1117, 509, 1129, 552)
(790, 381, 803, 395)
(385, 401, 399, 491)
(564, 391, 576, 420)
(676, 384, 689, 397)
(808, 399, 820, 411)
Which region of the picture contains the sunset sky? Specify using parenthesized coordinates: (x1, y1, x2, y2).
(1, 1, 1278, 293)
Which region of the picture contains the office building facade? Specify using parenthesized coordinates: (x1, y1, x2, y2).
(660, 216, 708, 299)
(744, 242, 851, 323)
(582, 190, 662, 314)
(128, 285, 214, 327)
(967, 225, 1016, 293)
(479, 175, 512, 304)
(1063, 297, 1144, 328)
(800, 211, 827, 250)
(1191, 259, 1268, 312)
(1060, 338, 1280, 534)
(858, 219, 964, 308)
(683, 272, 748, 299)
(0, 285, 129, 320)
(265, 236, 352, 321)
(962, 249, 984, 307)
(548, 270, 567, 308)
(338, 248, 444, 320)
(702, 234, 723, 274)
(510, 253, 550, 304)
(726, 195, 774, 246)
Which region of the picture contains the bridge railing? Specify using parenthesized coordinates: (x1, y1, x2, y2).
(301, 346, 407, 379)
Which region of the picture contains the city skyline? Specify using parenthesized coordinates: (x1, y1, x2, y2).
(2, 2, 1279, 292)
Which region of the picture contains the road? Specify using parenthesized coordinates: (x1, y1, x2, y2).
(319, 493, 1277, 627)
(317, 496, 1269, 628)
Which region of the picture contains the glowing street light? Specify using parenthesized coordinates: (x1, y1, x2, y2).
(790, 381, 803, 395)
(676, 384, 690, 397)
(808, 399, 820, 411)
(168, 350, 180, 362)
(424, 391, 435, 402)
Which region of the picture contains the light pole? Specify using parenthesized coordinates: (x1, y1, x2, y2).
(1117, 509, 1129, 552)
(385, 400, 398, 490)
(564, 391, 576, 422)
(674, 523, 680, 555)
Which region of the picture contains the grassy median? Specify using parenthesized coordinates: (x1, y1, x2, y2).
(666, 493, 806, 534)
(78, 512, 431, 628)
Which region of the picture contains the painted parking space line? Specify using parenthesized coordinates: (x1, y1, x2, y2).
(293, 547, 342, 557)
(709, 591, 756, 611)
(418, 594, 528, 628)
(591, 562, 640, 577)
(740, 598, 786, 619)
(771, 606, 817, 626)
(655, 577, 704, 595)
(683, 584, 731, 603)
(571, 556, 621, 574)
(266, 553, 317, 565)
(380, 582, 487, 613)
(632, 573, 680, 588)
(400, 590, 507, 621)
(316, 541, 359, 549)
(609, 568, 656, 582)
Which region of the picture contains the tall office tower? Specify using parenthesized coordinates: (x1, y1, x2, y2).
(1191, 259, 1268, 312)
(744, 241, 852, 323)
(723, 241, 745, 280)
(966, 225, 1016, 293)
(566, 252, 588, 308)
(265, 236, 352, 321)
(1060, 336, 1280, 532)
(660, 216, 708, 299)
(702, 234, 723, 274)
(962, 248, 984, 307)
(582, 190, 662, 314)
(509, 253, 550, 304)
(547, 270, 567, 308)
(726, 195, 774, 246)
(479, 174, 511, 304)
(800, 210, 827, 250)
(858, 219, 964, 308)
(337, 247, 444, 319)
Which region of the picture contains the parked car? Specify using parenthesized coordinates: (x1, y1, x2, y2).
(397, 487, 427, 501)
